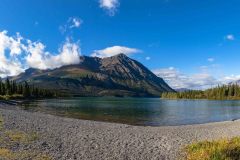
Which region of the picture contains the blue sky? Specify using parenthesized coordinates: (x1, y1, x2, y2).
(0, 0, 240, 89)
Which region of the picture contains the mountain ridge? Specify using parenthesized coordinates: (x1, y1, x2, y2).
(11, 54, 175, 97)
(229, 80, 240, 86)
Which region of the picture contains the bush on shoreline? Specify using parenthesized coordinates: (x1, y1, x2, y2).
(0, 94, 24, 100)
(185, 137, 240, 160)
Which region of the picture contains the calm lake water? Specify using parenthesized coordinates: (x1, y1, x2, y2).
(21, 97, 240, 126)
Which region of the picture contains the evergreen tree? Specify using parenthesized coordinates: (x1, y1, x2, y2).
(5, 78, 11, 95)
(0, 79, 56, 99)
(23, 81, 30, 97)
(162, 84, 240, 100)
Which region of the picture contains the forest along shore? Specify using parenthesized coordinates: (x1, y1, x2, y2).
(1, 103, 240, 160)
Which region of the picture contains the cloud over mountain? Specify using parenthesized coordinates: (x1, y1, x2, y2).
(0, 31, 25, 77)
(153, 67, 219, 90)
(0, 30, 81, 77)
(153, 67, 240, 90)
(0, 30, 142, 78)
(91, 46, 141, 58)
(25, 40, 81, 70)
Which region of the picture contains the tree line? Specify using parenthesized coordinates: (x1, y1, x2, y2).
(161, 84, 240, 100)
(0, 79, 56, 99)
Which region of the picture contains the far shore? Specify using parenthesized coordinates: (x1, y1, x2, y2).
(1, 103, 240, 160)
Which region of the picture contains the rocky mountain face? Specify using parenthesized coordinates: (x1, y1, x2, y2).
(175, 88, 191, 92)
(229, 80, 240, 86)
(11, 54, 174, 97)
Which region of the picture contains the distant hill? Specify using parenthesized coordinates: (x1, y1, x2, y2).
(11, 54, 174, 97)
(162, 84, 240, 100)
(175, 88, 191, 92)
(229, 80, 240, 86)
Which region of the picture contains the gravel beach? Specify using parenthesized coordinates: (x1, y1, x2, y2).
(1, 103, 240, 160)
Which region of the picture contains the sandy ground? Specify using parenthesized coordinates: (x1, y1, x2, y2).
(1, 103, 240, 160)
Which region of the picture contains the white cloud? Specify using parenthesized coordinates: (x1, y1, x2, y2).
(0, 31, 23, 56)
(0, 60, 24, 78)
(0, 30, 81, 77)
(91, 46, 141, 58)
(25, 41, 48, 70)
(153, 67, 219, 90)
(222, 75, 240, 84)
(207, 58, 214, 62)
(99, 0, 119, 16)
(25, 39, 81, 70)
(0, 31, 25, 77)
(69, 17, 82, 29)
(225, 34, 235, 41)
(60, 17, 83, 34)
(145, 56, 151, 60)
(153, 66, 240, 90)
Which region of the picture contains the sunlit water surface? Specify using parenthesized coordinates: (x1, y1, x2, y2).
(21, 97, 240, 126)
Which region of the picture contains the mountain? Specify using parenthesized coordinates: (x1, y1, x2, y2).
(229, 80, 240, 86)
(11, 54, 174, 97)
(175, 88, 191, 92)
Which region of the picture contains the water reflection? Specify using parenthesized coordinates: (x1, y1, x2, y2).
(21, 98, 240, 126)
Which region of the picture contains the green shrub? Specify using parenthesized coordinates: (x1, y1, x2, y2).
(185, 137, 240, 160)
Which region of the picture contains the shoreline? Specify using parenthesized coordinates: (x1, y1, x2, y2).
(1, 104, 240, 159)
(2, 99, 240, 127)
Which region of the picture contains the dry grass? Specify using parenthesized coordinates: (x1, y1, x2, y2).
(0, 113, 52, 160)
(0, 148, 52, 160)
(0, 114, 3, 130)
(185, 137, 240, 160)
(5, 130, 38, 143)
(0, 94, 24, 100)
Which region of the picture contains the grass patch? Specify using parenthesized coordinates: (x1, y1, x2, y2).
(0, 148, 12, 159)
(0, 148, 52, 160)
(5, 130, 38, 143)
(0, 114, 52, 160)
(0, 148, 31, 159)
(185, 137, 240, 160)
(0, 94, 24, 100)
(34, 154, 53, 160)
(0, 114, 3, 130)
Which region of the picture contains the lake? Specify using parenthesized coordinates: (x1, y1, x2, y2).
(21, 97, 240, 126)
